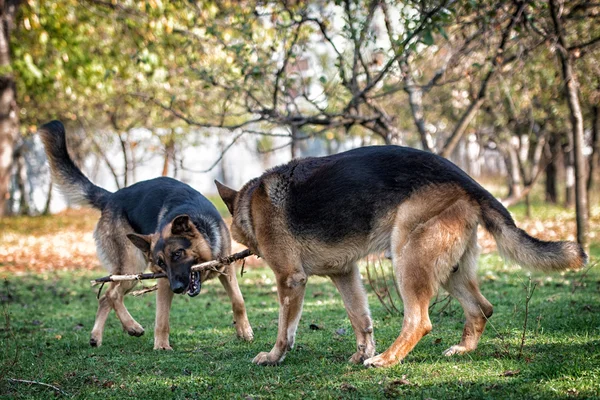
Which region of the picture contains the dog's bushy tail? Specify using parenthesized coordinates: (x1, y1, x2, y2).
(480, 197, 587, 272)
(38, 120, 111, 210)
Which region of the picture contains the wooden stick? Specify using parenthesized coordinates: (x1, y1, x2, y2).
(90, 249, 253, 286)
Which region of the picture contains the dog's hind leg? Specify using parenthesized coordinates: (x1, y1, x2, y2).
(364, 196, 479, 368)
(363, 254, 435, 368)
(218, 267, 254, 341)
(89, 280, 144, 346)
(108, 280, 145, 337)
(442, 228, 493, 356)
(90, 293, 112, 347)
(329, 265, 375, 364)
(154, 277, 174, 350)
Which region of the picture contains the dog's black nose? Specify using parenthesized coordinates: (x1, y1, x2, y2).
(171, 281, 186, 294)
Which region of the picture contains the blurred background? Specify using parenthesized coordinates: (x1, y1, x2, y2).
(1, 0, 599, 251)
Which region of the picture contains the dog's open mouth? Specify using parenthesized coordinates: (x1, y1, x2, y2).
(187, 271, 201, 297)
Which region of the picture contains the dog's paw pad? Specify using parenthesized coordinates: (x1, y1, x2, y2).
(89, 338, 100, 347)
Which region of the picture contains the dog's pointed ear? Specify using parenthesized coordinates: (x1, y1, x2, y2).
(127, 233, 152, 255)
(171, 214, 195, 236)
(215, 180, 238, 215)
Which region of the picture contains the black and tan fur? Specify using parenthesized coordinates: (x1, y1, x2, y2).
(216, 145, 586, 367)
(39, 120, 253, 350)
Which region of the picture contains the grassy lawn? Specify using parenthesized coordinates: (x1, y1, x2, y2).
(1, 204, 599, 399)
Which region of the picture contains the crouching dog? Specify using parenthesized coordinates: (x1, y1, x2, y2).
(39, 120, 253, 350)
(216, 145, 586, 368)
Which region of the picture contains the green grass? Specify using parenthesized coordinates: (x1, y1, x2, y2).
(1, 251, 599, 399)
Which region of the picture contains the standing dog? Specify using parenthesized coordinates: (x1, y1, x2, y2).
(216, 145, 586, 367)
(39, 120, 253, 349)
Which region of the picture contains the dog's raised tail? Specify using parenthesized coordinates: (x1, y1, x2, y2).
(480, 198, 587, 272)
(39, 120, 111, 210)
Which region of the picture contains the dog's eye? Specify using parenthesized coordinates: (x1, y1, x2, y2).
(172, 249, 183, 261)
(156, 259, 166, 269)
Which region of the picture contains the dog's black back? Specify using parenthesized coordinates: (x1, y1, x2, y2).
(274, 146, 510, 242)
(110, 177, 222, 241)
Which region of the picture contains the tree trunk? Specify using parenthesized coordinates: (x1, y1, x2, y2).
(544, 132, 559, 204)
(43, 180, 53, 215)
(290, 125, 299, 159)
(550, 0, 589, 250)
(15, 144, 30, 215)
(0, 0, 20, 217)
(400, 61, 430, 152)
(587, 104, 599, 195)
(503, 145, 523, 199)
(118, 132, 129, 187)
(162, 137, 175, 177)
(564, 141, 575, 208)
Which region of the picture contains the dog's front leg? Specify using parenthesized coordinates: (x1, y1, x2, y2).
(253, 271, 307, 366)
(218, 270, 254, 341)
(154, 278, 174, 350)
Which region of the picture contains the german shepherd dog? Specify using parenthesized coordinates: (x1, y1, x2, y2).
(39, 121, 253, 350)
(216, 145, 586, 367)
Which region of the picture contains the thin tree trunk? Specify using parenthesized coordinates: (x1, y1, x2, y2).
(504, 144, 523, 199)
(400, 61, 430, 152)
(0, 0, 20, 217)
(564, 140, 575, 208)
(550, 0, 589, 250)
(43, 180, 52, 215)
(162, 138, 174, 177)
(15, 144, 29, 215)
(90, 135, 121, 190)
(290, 125, 298, 159)
(545, 132, 559, 204)
(118, 132, 129, 187)
(587, 104, 599, 194)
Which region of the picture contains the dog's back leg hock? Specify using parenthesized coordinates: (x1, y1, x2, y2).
(364, 254, 434, 368)
(90, 290, 112, 347)
(329, 264, 376, 364)
(109, 280, 145, 337)
(442, 228, 493, 356)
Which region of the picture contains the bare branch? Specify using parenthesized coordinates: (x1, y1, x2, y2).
(440, 1, 527, 158)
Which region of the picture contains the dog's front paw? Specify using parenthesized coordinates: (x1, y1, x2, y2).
(154, 343, 173, 351)
(363, 353, 400, 368)
(89, 336, 102, 347)
(252, 351, 283, 366)
(237, 326, 254, 342)
(443, 345, 467, 356)
(125, 321, 145, 337)
(349, 350, 370, 364)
